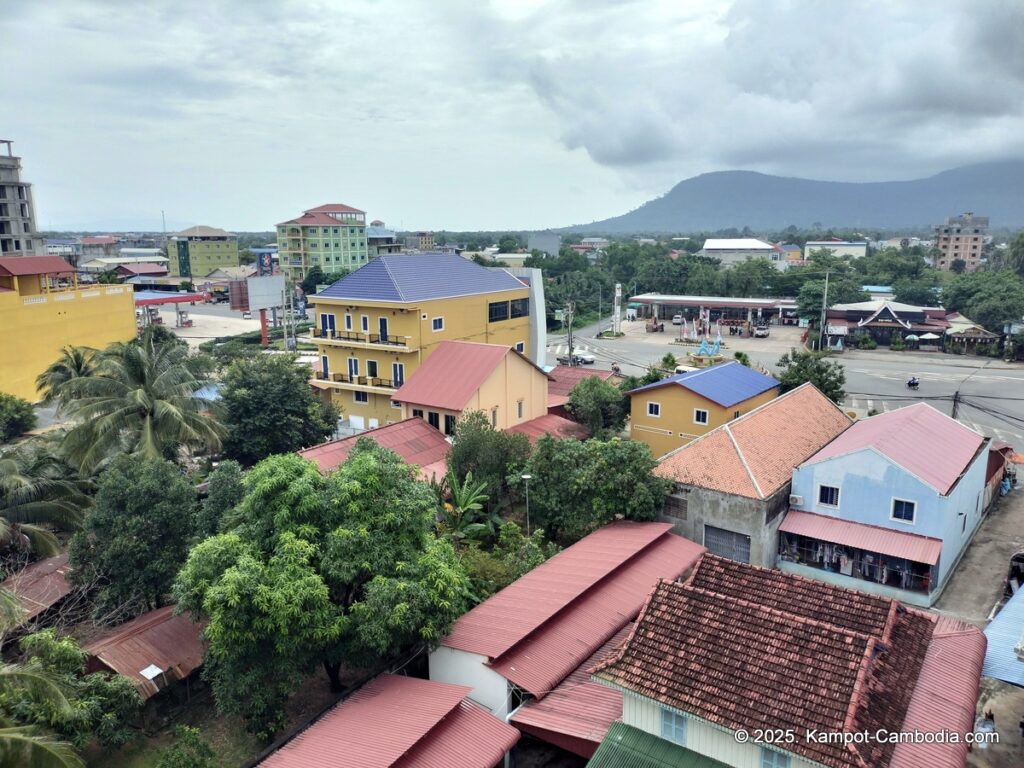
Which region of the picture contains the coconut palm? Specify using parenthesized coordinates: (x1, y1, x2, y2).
(0, 448, 87, 557)
(35, 347, 97, 409)
(0, 665, 84, 768)
(59, 336, 224, 473)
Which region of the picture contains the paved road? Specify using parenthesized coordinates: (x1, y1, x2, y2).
(548, 319, 1024, 450)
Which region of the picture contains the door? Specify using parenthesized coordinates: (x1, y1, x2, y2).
(704, 525, 751, 564)
(378, 316, 389, 341)
(320, 355, 330, 379)
(348, 358, 359, 379)
(392, 362, 405, 386)
(349, 415, 365, 430)
(320, 313, 336, 336)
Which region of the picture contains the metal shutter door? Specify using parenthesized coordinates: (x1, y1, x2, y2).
(704, 525, 751, 564)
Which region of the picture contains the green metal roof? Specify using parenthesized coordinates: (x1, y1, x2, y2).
(586, 722, 731, 768)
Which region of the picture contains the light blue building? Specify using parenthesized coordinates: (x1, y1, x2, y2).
(778, 403, 993, 607)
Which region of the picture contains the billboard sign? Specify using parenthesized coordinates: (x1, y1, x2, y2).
(246, 275, 287, 312)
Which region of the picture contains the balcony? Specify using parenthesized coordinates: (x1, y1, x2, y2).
(313, 370, 398, 394)
(310, 328, 414, 352)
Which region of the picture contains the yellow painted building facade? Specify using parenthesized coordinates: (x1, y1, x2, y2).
(310, 291, 531, 428)
(630, 381, 778, 458)
(0, 267, 136, 401)
(397, 345, 549, 434)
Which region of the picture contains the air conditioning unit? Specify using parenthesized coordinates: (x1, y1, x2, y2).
(789, 495, 803, 506)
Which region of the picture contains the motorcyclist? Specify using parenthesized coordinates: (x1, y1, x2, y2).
(907, 376, 920, 388)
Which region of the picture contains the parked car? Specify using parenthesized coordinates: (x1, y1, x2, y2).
(672, 314, 684, 325)
(754, 325, 770, 338)
(556, 348, 596, 365)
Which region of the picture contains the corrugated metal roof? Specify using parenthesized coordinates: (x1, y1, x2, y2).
(702, 238, 773, 251)
(393, 341, 513, 411)
(0, 255, 75, 276)
(779, 509, 943, 565)
(298, 418, 450, 478)
(505, 413, 590, 443)
(259, 675, 518, 768)
(171, 225, 233, 238)
(802, 402, 986, 495)
(441, 522, 675, 658)
(892, 616, 985, 768)
(0, 554, 73, 627)
(315, 254, 526, 303)
(982, 587, 1024, 686)
(547, 366, 621, 398)
(587, 722, 730, 768)
(510, 624, 631, 758)
(490, 533, 704, 697)
(656, 383, 852, 499)
(628, 361, 779, 407)
(305, 203, 365, 214)
(83, 606, 205, 699)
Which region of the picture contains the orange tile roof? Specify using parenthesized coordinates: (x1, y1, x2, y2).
(505, 413, 589, 443)
(655, 383, 852, 499)
(547, 366, 621, 398)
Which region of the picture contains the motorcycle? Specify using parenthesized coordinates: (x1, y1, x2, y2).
(906, 378, 920, 391)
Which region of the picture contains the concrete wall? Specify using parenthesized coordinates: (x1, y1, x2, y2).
(790, 445, 989, 587)
(502, 267, 547, 368)
(428, 646, 512, 718)
(623, 690, 817, 768)
(660, 484, 789, 567)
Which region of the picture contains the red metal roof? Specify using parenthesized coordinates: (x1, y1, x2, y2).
(780, 509, 943, 565)
(510, 624, 631, 758)
(83, 606, 205, 699)
(304, 203, 366, 214)
(259, 675, 518, 768)
(441, 522, 676, 659)
(505, 413, 589, 443)
(0, 255, 75, 276)
(80, 236, 118, 245)
(298, 419, 450, 479)
(547, 365, 620, 398)
(802, 402, 985, 495)
(133, 290, 209, 306)
(0, 554, 73, 627)
(116, 262, 168, 275)
(890, 616, 985, 768)
(393, 341, 515, 411)
(488, 532, 703, 697)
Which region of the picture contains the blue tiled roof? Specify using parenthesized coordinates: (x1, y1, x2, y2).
(982, 588, 1024, 686)
(628, 360, 779, 407)
(315, 253, 526, 303)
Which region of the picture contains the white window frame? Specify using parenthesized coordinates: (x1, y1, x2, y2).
(760, 746, 791, 768)
(647, 401, 661, 418)
(431, 316, 444, 332)
(693, 408, 709, 425)
(817, 484, 840, 508)
(891, 497, 916, 525)
(391, 399, 402, 410)
(366, 360, 378, 378)
(515, 341, 525, 353)
(345, 313, 353, 331)
(353, 391, 369, 404)
(361, 315, 369, 332)
(660, 707, 687, 746)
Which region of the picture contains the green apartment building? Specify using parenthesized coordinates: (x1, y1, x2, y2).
(276, 203, 368, 280)
(167, 225, 239, 278)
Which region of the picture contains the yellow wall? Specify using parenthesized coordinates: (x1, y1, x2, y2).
(311, 288, 530, 425)
(0, 285, 137, 401)
(399, 350, 548, 431)
(629, 383, 778, 458)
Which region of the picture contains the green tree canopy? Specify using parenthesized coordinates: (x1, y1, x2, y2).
(173, 444, 471, 738)
(70, 456, 196, 617)
(892, 278, 942, 307)
(565, 376, 627, 438)
(459, 522, 558, 601)
(447, 411, 531, 509)
(516, 436, 670, 544)
(944, 270, 1024, 332)
(0, 393, 37, 444)
(775, 348, 846, 403)
(0, 660, 84, 768)
(218, 354, 338, 466)
(195, 460, 244, 539)
(35, 347, 97, 408)
(497, 235, 520, 253)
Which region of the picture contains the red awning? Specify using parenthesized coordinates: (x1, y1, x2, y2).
(779, 509, 942, 565)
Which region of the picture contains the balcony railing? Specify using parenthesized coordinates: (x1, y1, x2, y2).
(310, 328, 410, 347)
(313, 370, 396, 390)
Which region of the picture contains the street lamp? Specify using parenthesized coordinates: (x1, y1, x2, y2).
(521, 474, 532, 536)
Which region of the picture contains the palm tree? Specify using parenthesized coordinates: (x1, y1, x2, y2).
(0, 448, 87, 557)
(35, 347, 97, 408)
(59, 336, 224, 473)
(439, 470, 496, 548)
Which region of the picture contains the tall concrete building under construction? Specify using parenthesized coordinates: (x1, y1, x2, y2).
(0, 140, 46, 257)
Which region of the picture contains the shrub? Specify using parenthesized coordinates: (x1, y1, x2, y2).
(0, 392, 37, 442)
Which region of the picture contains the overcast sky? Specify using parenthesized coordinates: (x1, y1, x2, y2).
(4, 0, 1023, 232)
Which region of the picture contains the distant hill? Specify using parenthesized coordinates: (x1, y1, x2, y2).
(565, 161, 1024, 233)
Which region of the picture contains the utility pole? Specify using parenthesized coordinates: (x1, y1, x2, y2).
(598, 286, 602, 336)
(565, 301, 576, 367)
(818, 270, 830, 352)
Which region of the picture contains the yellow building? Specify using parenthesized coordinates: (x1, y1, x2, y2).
(309, 254, 532, 429)
(166, 225, 239, 279)
(393, 340, 550, 434)
(0, 256, 136, 401)
(627, 360, 779, 458)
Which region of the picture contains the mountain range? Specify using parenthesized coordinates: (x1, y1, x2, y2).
(565, 161, 1024, 233)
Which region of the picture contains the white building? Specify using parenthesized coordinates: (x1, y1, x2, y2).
(700, 238, 781, 267)
(803, 240, 868, 260)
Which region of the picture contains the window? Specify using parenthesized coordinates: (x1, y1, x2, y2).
(693, 409, 709, 425)
(761, 747, 791, 768)
(345, 314, 353, 331)
(660, 708, 687, 746)
(733, 410, 740, 419)
(361, 315, 369, 332)
(348, 358, 359, 378)
(892, 498, 916, 523)
(353, 391, 369, 404)
(391, 400, 402, 410)
(510, 297, 529, 318)
(431, 317, 444, 332)
(818, 485, 840, 507)
(515, 341, 525, 353)
(488, 301, 510, 322)
(392, 362, 405, 386)
(444, 414, 456, 436)
(367, 361, 378, 378)
(491, 408, 498, 427)
(664, 493, 688, 519)
(517, 400, 524, 419)
(412, 408, 424, 418)
(428, 411, 440, 429)
(647, 402, 661, 417)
